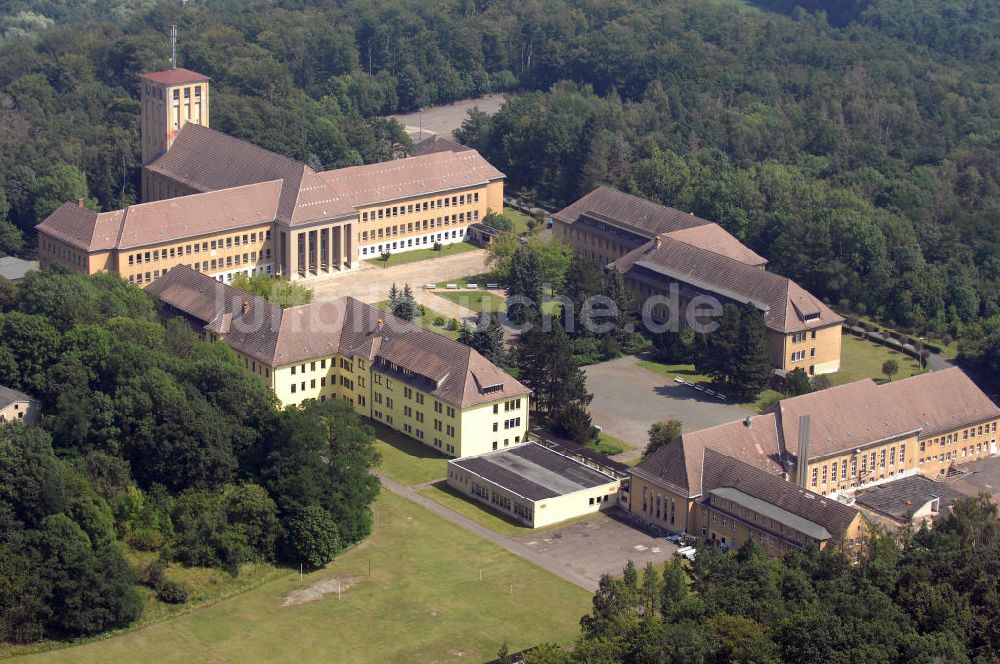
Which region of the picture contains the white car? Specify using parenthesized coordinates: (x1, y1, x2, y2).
(684, 380, 695, 388)
(674, 377, 685, 384)
(676, 546, 697, 561)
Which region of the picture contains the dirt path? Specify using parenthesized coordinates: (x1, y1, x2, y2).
(308, 250, 489, 304)
(282, 574, 363, 607)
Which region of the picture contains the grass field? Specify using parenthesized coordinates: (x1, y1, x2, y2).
(636, 359, 781, 413)
(588, 432, 628, 455)
(503, 206, 535, 235)
(374, 300, 462, 340)
(418, 482, 535, 537)
(364, 240, 480, 268)
(434, 290, 507, 314)
(18, 491, 591, 664)
(374, 424, 449, 487)
(829, 333, 926, 385)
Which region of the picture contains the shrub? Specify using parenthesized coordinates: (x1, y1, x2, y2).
(552, 404, 593, 444)
(156, 578, 189, 605)
(446, 317, 460, 331)
(432, 315, 446, 327)
(128, 526, 169, 551)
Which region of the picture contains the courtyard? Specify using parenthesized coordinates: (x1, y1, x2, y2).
(584, 354, 750, 456)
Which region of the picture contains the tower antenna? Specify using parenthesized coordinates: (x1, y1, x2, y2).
(170, 24, 178, 69)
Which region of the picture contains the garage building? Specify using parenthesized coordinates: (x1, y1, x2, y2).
(447, 442, 621, 528)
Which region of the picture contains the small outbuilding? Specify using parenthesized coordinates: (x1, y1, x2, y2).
(447, 442, 620, 528)
(0, 385, 41, 426)
(0, 256, 38, 282)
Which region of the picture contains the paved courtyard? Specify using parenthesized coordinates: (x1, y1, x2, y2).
(514, 510, 677, 586)
(390, 94, 506, 140)
(584, 354, 749, 455)
(308, 249, 488, 304)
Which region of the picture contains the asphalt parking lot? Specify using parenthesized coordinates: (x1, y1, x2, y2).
(584, 354, 750, 453)
(513, 510, 677, 586)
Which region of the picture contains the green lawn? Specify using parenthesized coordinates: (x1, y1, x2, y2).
(18, 492, 590, 664)
(503, 206, 535, 235)
(829, 333, 926, 385)
(363, 240, 480, 268)
(588, 431, 629, 455)
(434, 289, 507, 314)
(418, 482, 536, 537)
(374, 299, 461, 340)
(373, 423, 449, 487)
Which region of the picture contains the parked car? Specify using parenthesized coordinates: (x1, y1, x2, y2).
(676, 546, 697, 561)
(665, 534, 683, 545)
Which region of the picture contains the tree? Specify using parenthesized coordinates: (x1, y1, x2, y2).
(552, 403, 593, 445)
(506, 244, 542, 324)
(645, 419, 682, 459)
(486, 231, 521, 279)
(464, 312, 505, 364)
(483, 210, 513, 232)
(728, 305, 774, 400)
(281, 505, 341, 570)
(32, 163, 99, 224)
(783, 367, 813, 396)
(392, 283, 416, 321)
(517, 322, 592, 414)
(600, 268, 635, 344)
(882, 359, 899, 382)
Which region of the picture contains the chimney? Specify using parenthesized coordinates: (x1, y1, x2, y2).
(743, 415, 752, 428)
(241, 300, 250, 316)
(377, 318, 385, 331)
(797, 415, 811, 488)
(78, 198, 84, 208)
(654, 236, 662, 250)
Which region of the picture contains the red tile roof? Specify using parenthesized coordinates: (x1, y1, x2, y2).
(146, 266, 529, 408)
(140, 68, 210, 86)
(611, 236, 842, 334)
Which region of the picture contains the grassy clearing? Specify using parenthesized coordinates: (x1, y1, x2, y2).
(434, 289, 507, 314)
(363, 240, 480, 268)
(374, 299, 461, 340)
(829, 333, 926, 385)
(20, 492, 590, 664)
(588, 431, 630, 455)
(373, 423, 450, 487)
(503, 206, 535, 235)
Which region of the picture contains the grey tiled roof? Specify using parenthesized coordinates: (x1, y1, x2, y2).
(0, 384, 37, 410)
(854, 475, 966, 521)
(450, 442, 617, 502)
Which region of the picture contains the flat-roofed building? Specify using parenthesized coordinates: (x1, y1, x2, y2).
(447, 442, 621, 528)
(146, 266, 529, 457)
(554, 187, 843, 375)
(0, 385, 40, 426)
(37, 68, 504, 285)
(854, 475, 968, 531)
(0, 256, 38, 282)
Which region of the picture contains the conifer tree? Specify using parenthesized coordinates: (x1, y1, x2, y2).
(505, 245, 542, 324)
(730, 303, 773, 399)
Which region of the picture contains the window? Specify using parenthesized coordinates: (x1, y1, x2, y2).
(880, 449, 886, 467)
(811, 468, 818, 488)
(790, 350, 806, 362)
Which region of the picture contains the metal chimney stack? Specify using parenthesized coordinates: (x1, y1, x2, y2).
(170, 25, 178, 69)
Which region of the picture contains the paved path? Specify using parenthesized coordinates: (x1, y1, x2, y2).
(377, 474, 599, 591)
(584, 355, 749, 456)
(390, 95, 506, 139)
(308, 250, 488, 304)
(416, 290, 479, 322)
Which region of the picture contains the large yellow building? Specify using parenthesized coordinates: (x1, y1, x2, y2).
(146, 266, 530, 457)
(36, 67, 504, 284)
(625, 367, 999, 557)
(553, 187, 843, 375)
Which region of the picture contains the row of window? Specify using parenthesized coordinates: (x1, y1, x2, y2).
(791, 330, 818, 343)
(127, 231, 270, 266)
(361, 192, 480, 223)
(360, 212, 478, 242)
(43, 240, 86, 267)
(359, 229, 464, 255)
(641, 486, 678, 526)
(920, 441, 993, 465)
(790, 348, 816, 362)
(811, 444, 907, 488)
(492, 417, 522, 432)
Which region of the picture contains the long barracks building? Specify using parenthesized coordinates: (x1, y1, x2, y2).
(625, 367, 1000, 557)
(37, 67, 504, 285)
(553, 187, 844, 375)
(146, 266, 529, 458)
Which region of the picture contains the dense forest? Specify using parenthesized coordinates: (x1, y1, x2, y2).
(522, 495, 1000, 663)
(0, 269, 380, 644)
(2, 0, 999, 362)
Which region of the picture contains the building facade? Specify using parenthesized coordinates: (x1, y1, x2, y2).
(625, 367, 999, 557)
(553, 187, 843, 375)
(37, 67, 504, 285)
(0, 385, 40, 426)
(447, 443, 621, 528)
(146, 266, 529, 458)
